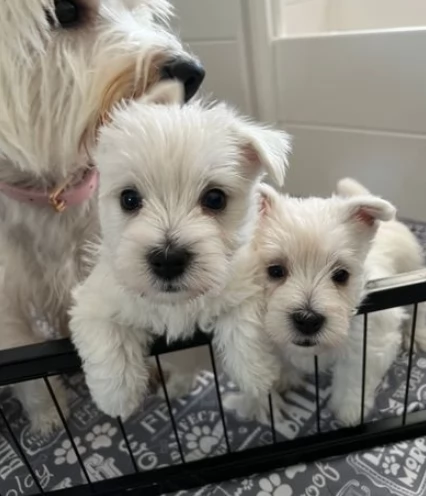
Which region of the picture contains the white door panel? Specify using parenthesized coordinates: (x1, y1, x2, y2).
(272, 25, 426, 220)
(275, 30, 426, 134)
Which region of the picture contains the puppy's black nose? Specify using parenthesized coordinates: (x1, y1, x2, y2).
(148, 247, 192, 281)
(161, 59, 205, 102)
(291, 310, 325, 336)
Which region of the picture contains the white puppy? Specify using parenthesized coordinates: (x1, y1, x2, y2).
(226, 179, 426, 427)
(69, 81, 291, 419)
(0, 1, 204, 434)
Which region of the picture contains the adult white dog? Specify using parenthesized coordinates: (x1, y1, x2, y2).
(0, 0, 204, 433)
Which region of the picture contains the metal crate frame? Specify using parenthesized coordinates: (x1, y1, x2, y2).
(1, 269, 426, 496)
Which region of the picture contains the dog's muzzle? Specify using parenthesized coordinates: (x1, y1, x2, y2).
(290, 309, 325, 347)
(161, 59, 205, 102)
(147, 245, 193, 283)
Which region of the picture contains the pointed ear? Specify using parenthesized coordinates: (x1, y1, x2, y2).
(343, 196, 396, 227)
(139, 80, 184, 106)
(336, 177, 371, 197)
(231, 117, 292, 187)
(258, 183, 281, 216)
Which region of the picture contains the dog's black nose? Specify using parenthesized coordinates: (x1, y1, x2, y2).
(161, 59, 205, 102)
(148, 246, 192, 281)
(291, 310, 325, 336)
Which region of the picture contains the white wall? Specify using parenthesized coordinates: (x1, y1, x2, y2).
(172, 1, 426, 221)
(277, 0, 426, 36)
(275, 29, 426, 221)
(329, 0, 426, 33)
(172, 0, 253, 114)
(277, 0, 329, 36)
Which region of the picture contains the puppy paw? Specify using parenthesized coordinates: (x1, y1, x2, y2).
(148, 360, 196, 400)
(237, 356, 281, 399)
(329, 394, 374, 427)
(92, 387, 142, 420)
(414, 330, 426, 353)
(87, 369, 148, 420)
(223, 391, 287, 427)
(157, 372, 196, 400)
(276, 370, 303, 393)
(29, 380, 69, 435)
(30, 405, 67, 435)
(223, 392, 270, 424)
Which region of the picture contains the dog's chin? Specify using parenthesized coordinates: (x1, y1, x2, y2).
(290, 331, 345, 355)
(289, 333, 325, 354)
(287, 339, 319, 357)
(292, 338, 317, 349)
(146, 283, 207, 305)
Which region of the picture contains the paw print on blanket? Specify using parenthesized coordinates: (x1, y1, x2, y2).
(257, 473, 292, 496)
(54, 437, 86, 465)
(185, 424, 222, 459)
(382, 455, 400, 476)
(85, 422, 118, 450)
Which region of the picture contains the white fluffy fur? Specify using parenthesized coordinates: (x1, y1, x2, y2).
(69, 81, 291, 419)
(225, 178, 426, 427)
(0, 0, 200, 434)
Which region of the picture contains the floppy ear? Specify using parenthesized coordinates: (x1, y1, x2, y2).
(343, 196, 396, 228)
(139, 80, 184, 106)
(231, 118, 292, 187)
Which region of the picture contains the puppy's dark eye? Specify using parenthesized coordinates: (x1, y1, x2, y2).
(200, 188, 227, 212)
(120, 188, 142, 213)
(54, 0, 80, 27)
(267, 264, 287, 280)
(332, 268, 350, 285)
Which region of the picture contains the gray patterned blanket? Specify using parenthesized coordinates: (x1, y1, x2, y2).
(1, 220, 426, 496)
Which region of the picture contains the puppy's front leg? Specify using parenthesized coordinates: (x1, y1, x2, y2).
(330, 309, 402, 426)
(70, 267, 149, 420)
(213, 303, 280, 398)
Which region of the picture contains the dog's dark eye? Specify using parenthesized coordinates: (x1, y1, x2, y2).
(120, 189, 142, 213)
(267, 264, 287, 280)
(54, 0, 80, 27)
(332, 268, 350, 285)
(200, 188, 227, 212)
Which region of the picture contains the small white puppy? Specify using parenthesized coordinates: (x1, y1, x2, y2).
(69, 81, 291, 419)
(226, 179, 426, 427)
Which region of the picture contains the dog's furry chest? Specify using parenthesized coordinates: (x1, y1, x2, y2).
(137, 296, 223, 342)
(135, 284, 260, 344)
(0, 197, 98, 316)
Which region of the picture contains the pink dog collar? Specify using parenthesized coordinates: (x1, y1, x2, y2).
(0, 167, 99, 212)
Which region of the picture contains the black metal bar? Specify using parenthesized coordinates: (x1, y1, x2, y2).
(43, 378, 94, 490)
(0, 273, 425, 496)
(1, 274, 426, 387)
(268, 394, 277, 444)
(45, 409, 426, 496)
(117, 417, 139, 473)
(403, 303, 418, 425)
(360, 269, 426, 314)
(0, 339, 80, 386)
(154, 355, 185, 464)
(360, 313, 368, 425)
(0, 331, 211, 387)
(0, 406, 44, 494)
(208, 343, 231, 454)
(314, 356, 321, 434)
